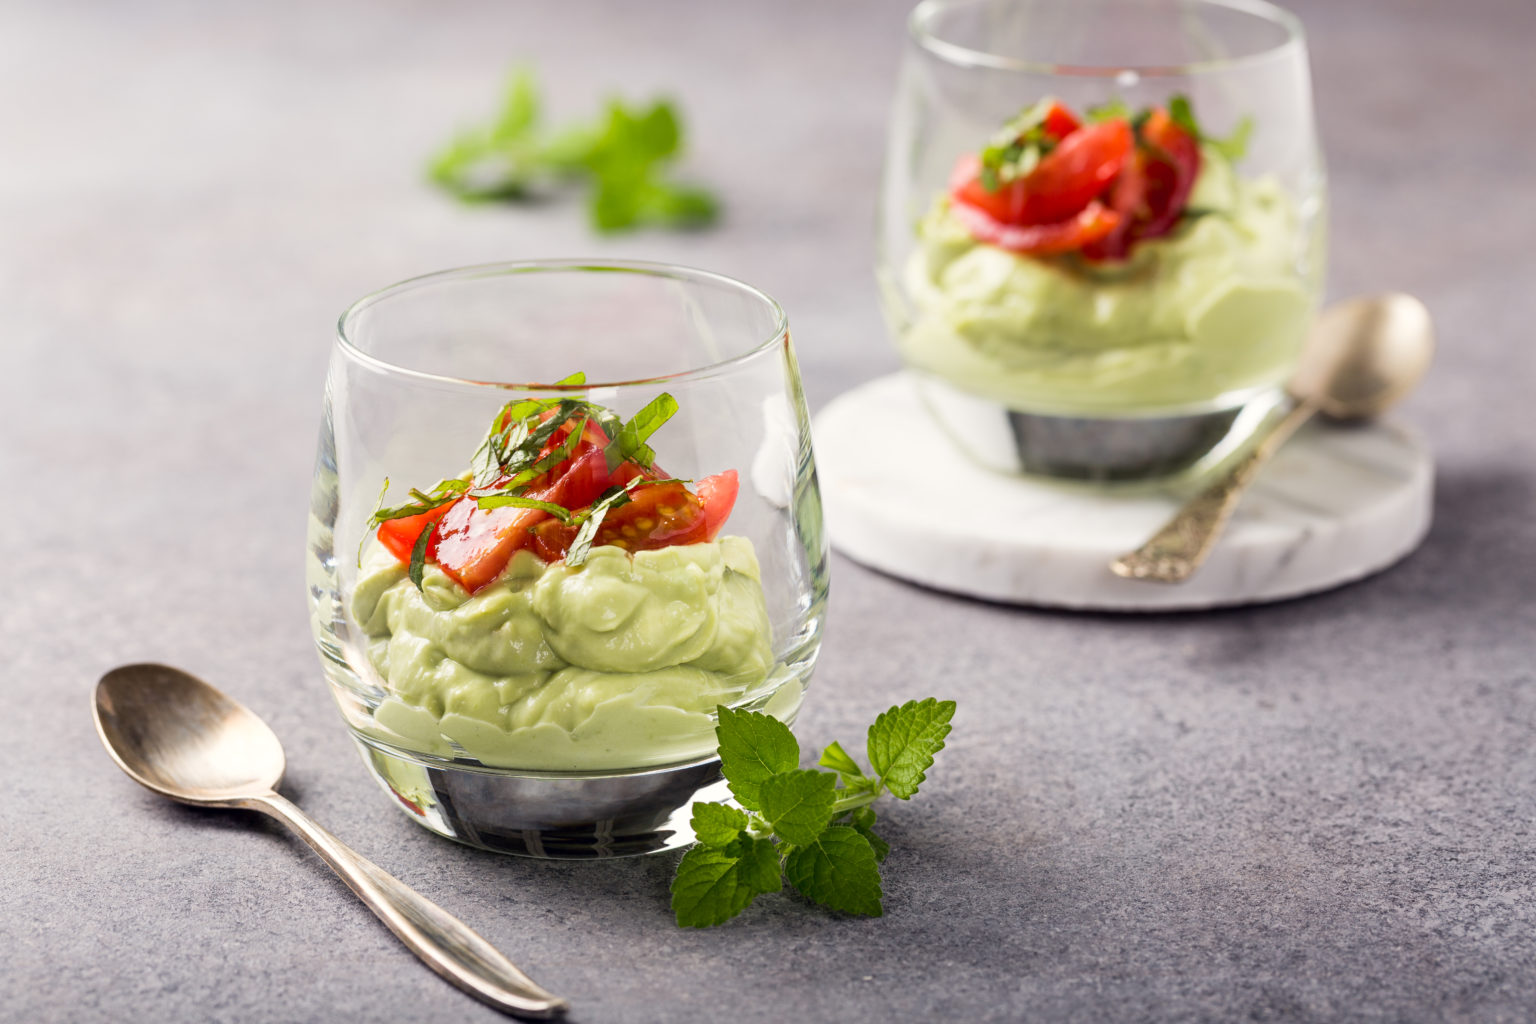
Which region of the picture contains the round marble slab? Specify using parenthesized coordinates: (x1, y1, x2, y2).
(813, 373, 1434, 611)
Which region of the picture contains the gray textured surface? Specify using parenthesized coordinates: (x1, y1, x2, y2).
(3, 1, 1533, 1022)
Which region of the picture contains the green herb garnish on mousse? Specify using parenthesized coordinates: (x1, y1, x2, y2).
(351, 379, 782, 773)
(903, 95, 1316, 415)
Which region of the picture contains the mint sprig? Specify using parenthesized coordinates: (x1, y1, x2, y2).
(670, 698, 957, 928)
(428, 67, 718, 233)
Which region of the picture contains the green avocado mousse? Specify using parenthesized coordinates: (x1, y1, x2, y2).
(347, 376, 785, 772)
(898, 96, 1320, 416)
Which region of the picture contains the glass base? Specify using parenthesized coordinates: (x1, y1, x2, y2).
(351, 735, 727, 859)
(915, 374, 1287, 484)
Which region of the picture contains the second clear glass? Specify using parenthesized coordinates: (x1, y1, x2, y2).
(878, 0, 1327, 482)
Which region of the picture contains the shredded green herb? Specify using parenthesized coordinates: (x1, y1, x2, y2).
(407, 519, 435, 591)
(364, 374, 681, 587)
(604, 393, 677, 473)
(977, 97, 1063, 193)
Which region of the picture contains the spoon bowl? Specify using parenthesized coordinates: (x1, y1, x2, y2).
(95, 663, 286, 804)
(1112, 292, 1435, 583)
(1288, 292, 1436, 420)
(92, 663, 568, 1019)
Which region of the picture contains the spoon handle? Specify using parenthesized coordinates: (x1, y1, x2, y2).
(1110, 400, 1317, 583)
(246, 792, 568, 1019)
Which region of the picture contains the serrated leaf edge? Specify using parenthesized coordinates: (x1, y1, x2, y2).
(867, 698, 956, 800)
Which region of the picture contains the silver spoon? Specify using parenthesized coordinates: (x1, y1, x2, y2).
(1111, 293, 1435, 583)
(92, 663, 569, 1019)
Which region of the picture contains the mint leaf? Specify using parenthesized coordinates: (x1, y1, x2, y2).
(671, 837, 781, 928)
(867, 698, 956, 800)
(732, 833, 784, 895)
(715, 707, 798, 811)
(644, 181, 719, 229)
(428, 69, 544, 203)
(690, 802, 748, 848)
(849, 805, 890, 864)
(783, 827, 883, 917)
(758, 770, 837, 846)
(817, 740, 865, 784)
(490, 69, 540, 145)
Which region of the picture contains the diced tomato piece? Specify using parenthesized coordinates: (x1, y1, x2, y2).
(950, 199, 1120, 256)
(950, 97, 1210, 261)
(432, 446, 626, 592)
(432, 497, 546, 594)
(1039, 100, 1082, 141)
(526, 483, 703, 562)
(526, 518, 572, 564)
(1080, 148, 1147, 261)
(526, 470, 739, 564)
(695, 469, 738, 541)
(950, 119, 1132, 227)
(376, 503, 452, 564)
(594, 482, 707, 550)
(1136, 107, 1201, 240)
(1079, 107, 1201, 260)
(545, 448, 618, 510)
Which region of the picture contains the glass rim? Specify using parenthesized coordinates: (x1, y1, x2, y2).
(908, 0, 1306, 77)
(335, 259, 791, 391)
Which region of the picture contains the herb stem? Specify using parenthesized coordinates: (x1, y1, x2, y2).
(830, 789, 883, 816)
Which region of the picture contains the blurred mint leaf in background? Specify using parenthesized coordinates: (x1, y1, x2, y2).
(427, 66, 718, 232)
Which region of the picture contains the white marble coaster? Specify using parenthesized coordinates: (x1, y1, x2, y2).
(813, 372, 1434, 611)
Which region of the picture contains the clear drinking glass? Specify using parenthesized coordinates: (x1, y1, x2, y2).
(307, 260, 828, 858)
(878, 0, 1326, 481)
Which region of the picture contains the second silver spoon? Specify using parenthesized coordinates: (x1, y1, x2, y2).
(1111, 293, 1435, 583)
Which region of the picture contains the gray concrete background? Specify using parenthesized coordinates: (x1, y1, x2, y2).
(3, 1, 1532, 1021)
